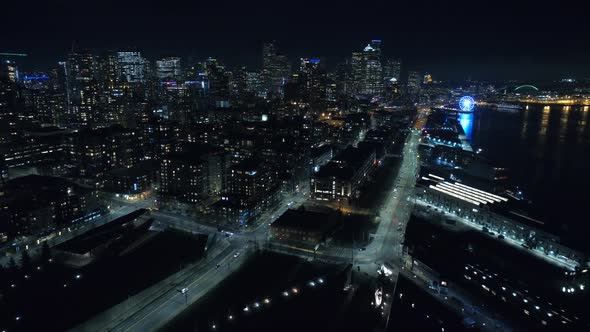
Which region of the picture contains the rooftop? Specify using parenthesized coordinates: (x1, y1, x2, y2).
(332, 146, 374, 168)
(314, 162, 355, 180)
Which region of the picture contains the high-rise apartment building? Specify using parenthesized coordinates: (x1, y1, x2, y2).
(66, 51, 100, 127)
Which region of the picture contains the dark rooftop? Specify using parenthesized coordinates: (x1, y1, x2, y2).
(314, 162, 355, 180)
(332, 145, 375, 168)
(5, 174, 78, 191)
(55, 209, 149, 254)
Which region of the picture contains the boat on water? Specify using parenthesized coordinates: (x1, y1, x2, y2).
(494, 103, 523, 112)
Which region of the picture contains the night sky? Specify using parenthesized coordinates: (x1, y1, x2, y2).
(3, 0, 588, 80)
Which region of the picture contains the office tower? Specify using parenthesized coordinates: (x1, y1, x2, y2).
(117, 51, 147, 83)
(407, 71, 422, 94)
(299, 58, 326, 106)
(97, 51, 120, 91)
(156, 56, 182, 81)
(49, 61, 69, 127)
(351, 52, 364, 95)
(206, 58, 230, 108)
(362, 41, 384, 95)
(31, 89, 54, 125)
(0, 60, 19, 83)
(383, 58, 401, 81)
(334, 61, 352, 96)
(262, 41, 291, 97)
(349, 40, 385, 96)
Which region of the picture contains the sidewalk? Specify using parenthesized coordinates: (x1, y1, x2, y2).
(414, 199, 578, 271)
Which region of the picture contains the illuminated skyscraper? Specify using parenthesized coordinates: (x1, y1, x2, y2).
(351, 52, 363, 95)
(117, 51, 147, 83)
(97, 51, 121, 91)
(245, 71, 263, 96)
(67, 51, 100, 127)
(299, 58, 326, 106)
(262, 41, 290, 97)
(0, 60, 19, 83)
(206, 58, 230, 108)
(383, 58, 401, 81)
(362, 41, 384, 95)
(156, 56, 182, 81)
(350, 40, 384, 96)
(407, 71, 422, 94)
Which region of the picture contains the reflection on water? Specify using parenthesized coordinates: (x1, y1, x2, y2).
(470, 104, 590, 249)
(459, 113, 473, 140)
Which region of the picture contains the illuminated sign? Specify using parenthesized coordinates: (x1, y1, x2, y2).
(23, 75, 49, 80)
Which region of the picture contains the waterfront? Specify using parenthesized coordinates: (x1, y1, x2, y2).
(463, 105, 590, 251)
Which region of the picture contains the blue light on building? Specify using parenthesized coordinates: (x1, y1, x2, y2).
(22, 75, 49, 81)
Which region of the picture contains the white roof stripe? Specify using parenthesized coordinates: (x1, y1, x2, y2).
(437, 183, 493, 204)
(453, 182, 508, 202)
(430, 185, 481, 206)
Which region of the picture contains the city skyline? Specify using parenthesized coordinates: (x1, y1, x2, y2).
(2, 1, 590, 331)
(3, 0, 589, 80)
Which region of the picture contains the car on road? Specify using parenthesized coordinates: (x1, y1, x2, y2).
(180, 287, 188, 294)
(358, 247, 366, 251)
(233, 252, 240, 258)
(216, 263, 221, 268)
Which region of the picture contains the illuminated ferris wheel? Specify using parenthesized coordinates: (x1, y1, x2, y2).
(458, 96, 476, 113)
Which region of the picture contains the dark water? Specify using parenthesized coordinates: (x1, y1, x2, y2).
(461, 105, 590, 251)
